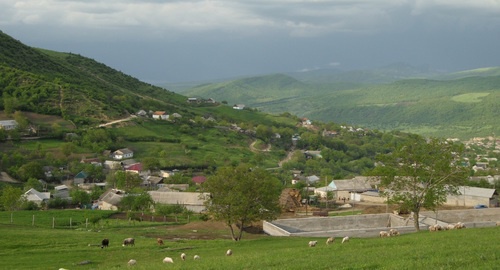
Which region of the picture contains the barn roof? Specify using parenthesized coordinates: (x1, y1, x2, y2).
(457, 186, 497, 198)
(329, 176, 373, 192)
(192, 176, 207, 184)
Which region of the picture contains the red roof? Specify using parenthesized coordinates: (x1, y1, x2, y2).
(125, 163, 142, 171)
(192, 176, 207, 183)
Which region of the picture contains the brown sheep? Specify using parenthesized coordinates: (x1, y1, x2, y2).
(157, 238, 164, 245)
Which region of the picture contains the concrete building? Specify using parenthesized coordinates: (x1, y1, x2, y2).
(148, 191, 209, 213)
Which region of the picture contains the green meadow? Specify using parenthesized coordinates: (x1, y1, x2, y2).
(0, 210, 498, 269)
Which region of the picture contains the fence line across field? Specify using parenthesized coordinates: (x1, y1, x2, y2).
(3, 212, 188, 228)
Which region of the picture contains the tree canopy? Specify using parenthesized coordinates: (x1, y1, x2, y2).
(202, 164, 282, 241)
(371, 136, 469, 231)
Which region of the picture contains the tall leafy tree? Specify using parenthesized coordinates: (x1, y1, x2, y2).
(202, 164, 282, 241)
(371, 136, 468, 231)
(0, 186, 25, 211)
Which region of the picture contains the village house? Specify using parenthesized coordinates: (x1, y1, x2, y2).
(0, 120, 18, 130)
(111, 148, 134, 160)
(152, 111, 169, 120)
(23, 188, 51, 206)
(98, 189, 125, 210)
(232, 104, 245, 110)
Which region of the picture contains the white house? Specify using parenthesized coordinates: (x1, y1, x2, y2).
(111, 148, 134, 160)
(24, 188, 51, 206)
(232, 104, 245, 110)
(0, 120, 18, 130)
(152, 111, 169, 120)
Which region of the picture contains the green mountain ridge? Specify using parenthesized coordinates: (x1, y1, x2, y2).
(180, 67, 500, 139)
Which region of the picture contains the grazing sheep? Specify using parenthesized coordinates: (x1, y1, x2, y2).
(379, 231, 391, 238)
(389, 229, 400, 236)
(194, 255, 200, 260)
(341, 236, 350, 244)
(454, 222, 466, 229)
(326, 237, 335, 245)
(101, 238, 109, 248)
(157, 238, 164, 245)
(128, 259, 137, 266)
(163, 257, 174, 263)
(122, 238, 135, 246)
(226, 249, 233, 256)
(180, 253, 186, 261)
(429, 224, 442, 232)
(308, 240, 318, 247)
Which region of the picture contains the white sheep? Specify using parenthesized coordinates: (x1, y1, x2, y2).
(389, 228, 400, 236)
(454, 222, 466, 229)
(163, 257, 174, 263)
(226, 249, 233, 256)
(445, 224, 456, 230)
(122, 238, 135, 246)
(180, 253, 186, 261)
(342, 236, 350, 243)
(326, 237, 335, 245)
(379, 231, 390, 238)
(127, 259, 137, 266)
(194, 255, 200, 260)
(429, 224, 442, 232)
(308, 240, 318, 247)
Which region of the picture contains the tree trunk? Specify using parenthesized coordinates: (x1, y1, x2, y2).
(413, 211, 420, 231)
(228, 224, 239, 241)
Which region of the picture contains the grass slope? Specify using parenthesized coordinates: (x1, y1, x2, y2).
(0, 211, 498, 269)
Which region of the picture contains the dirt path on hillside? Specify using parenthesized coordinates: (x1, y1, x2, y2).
(0, 172, 20, 183)
(98, 115, 137, 127)
(249, 140, 271, 152)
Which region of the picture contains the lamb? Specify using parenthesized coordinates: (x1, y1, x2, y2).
(226, 249, 233, 256)
(163, 257, 174, 263)
(157, 238, 164, 245)
(445, 224, 456, 230)
(193, 255, 200, 260)
(379, 231, 391, 238)
(389, 228, 400, 236)
(101, 238, 109, 248)
(342, 236, 350, 243)
(308, 240, 318, 247)
(180, 253, 186, 261)
(122, 238, 135, 246)
(326, 237, 335, 245)
(127, 259, 137, 266)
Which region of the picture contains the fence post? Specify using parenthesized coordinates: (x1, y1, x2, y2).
(86, 218, 88, 229)
(70, 217, 72, 229)
(52, 217, 55, 229)
(10, 212, 13, 224)
(32, 215, 35, 226)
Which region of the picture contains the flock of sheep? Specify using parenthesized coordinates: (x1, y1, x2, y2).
(429, 222, 466, 232)
(308, 236, 350, 247)
(309, 223, 466, 248)
(93, 237, 233, 266)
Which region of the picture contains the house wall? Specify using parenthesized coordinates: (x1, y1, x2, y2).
(444, 194, 491, 207)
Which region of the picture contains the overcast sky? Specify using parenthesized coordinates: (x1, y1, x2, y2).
(1, 0, 500, 83)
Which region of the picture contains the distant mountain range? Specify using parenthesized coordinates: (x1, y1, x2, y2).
(169, 65, 500, 139)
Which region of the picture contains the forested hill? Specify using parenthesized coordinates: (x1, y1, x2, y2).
(0, 30, 186, 126)
(179, 67, 500, 139)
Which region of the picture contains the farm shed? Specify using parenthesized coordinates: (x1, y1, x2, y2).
(445, 186, 498, 208)
(148, 191, 209, 213)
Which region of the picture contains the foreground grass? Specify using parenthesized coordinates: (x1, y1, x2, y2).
(0, 218, 498, 269)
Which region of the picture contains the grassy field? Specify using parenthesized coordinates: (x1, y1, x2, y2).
(0, 210, 498, 269)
